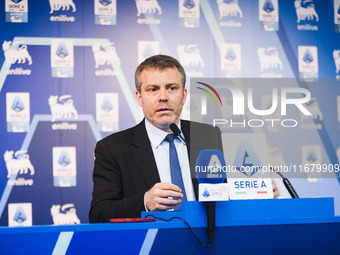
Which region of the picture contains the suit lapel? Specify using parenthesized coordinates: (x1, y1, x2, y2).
(130, 120, 161, 189)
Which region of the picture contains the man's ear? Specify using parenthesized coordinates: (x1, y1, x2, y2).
(182, 88, 188, 105)
(136, 90, 143, 107)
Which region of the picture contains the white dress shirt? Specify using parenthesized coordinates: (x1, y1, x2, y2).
(145, 119, 195, 201)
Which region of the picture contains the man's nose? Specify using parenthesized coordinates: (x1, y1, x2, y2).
(158, 88, 168, 101)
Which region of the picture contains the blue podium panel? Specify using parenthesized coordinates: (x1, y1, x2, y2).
(142, 198, 336, 226)
(0, 231, 59, 255)
(0, 199, 339, 255)
(0, 219, 339, 255)
(151, 221, 340, 255)
(66, 229, 148, 254)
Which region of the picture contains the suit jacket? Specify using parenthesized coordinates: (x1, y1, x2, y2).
(89, 119, 223, 223)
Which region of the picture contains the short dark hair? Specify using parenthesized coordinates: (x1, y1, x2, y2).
(134, 54, 186, 92)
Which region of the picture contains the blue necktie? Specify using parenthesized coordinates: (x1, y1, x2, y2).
(165, 134, 187, 206)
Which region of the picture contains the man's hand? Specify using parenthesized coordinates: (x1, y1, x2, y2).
(272, 181, 279, 198)
(145, 183, 183, 211)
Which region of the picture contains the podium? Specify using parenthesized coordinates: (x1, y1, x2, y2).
(1, 198, 340, 254)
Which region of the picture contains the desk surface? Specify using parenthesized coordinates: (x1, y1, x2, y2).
(1, 199, 340, 255)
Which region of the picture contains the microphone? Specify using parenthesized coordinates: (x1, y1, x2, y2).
(169, 123, 189, 145)
(271, 167, 299, 198)
(169, 123, 228, 246)
(196, 149, 228, 246)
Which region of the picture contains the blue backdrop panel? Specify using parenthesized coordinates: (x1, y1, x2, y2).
(1, 0, 340, 227)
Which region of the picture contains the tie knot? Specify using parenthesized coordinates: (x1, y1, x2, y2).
(165, 133, 175, 143)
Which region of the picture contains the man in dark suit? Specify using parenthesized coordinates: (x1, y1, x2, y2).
(89, 55, 225, 223)
(89, 55, 278, 223)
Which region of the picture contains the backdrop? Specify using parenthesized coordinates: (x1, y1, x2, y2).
(1, 0, 340, 226)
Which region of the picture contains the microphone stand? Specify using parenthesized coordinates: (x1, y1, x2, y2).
(271, 167, 299, 198)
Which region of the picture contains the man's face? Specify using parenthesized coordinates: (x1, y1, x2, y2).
(136, 67, 187, 132)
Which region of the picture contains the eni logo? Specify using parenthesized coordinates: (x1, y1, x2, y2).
(196, 82, 222, 106)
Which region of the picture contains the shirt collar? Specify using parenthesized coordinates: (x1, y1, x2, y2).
(145, 119, 185, 149)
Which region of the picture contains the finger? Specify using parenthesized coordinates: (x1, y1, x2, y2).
(150, 198, 181, 211)
(156, 183, 182, 192)
(159, 190, 183, 199)
(157, 196, 182, 204)
(153, 204, 177, 211)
